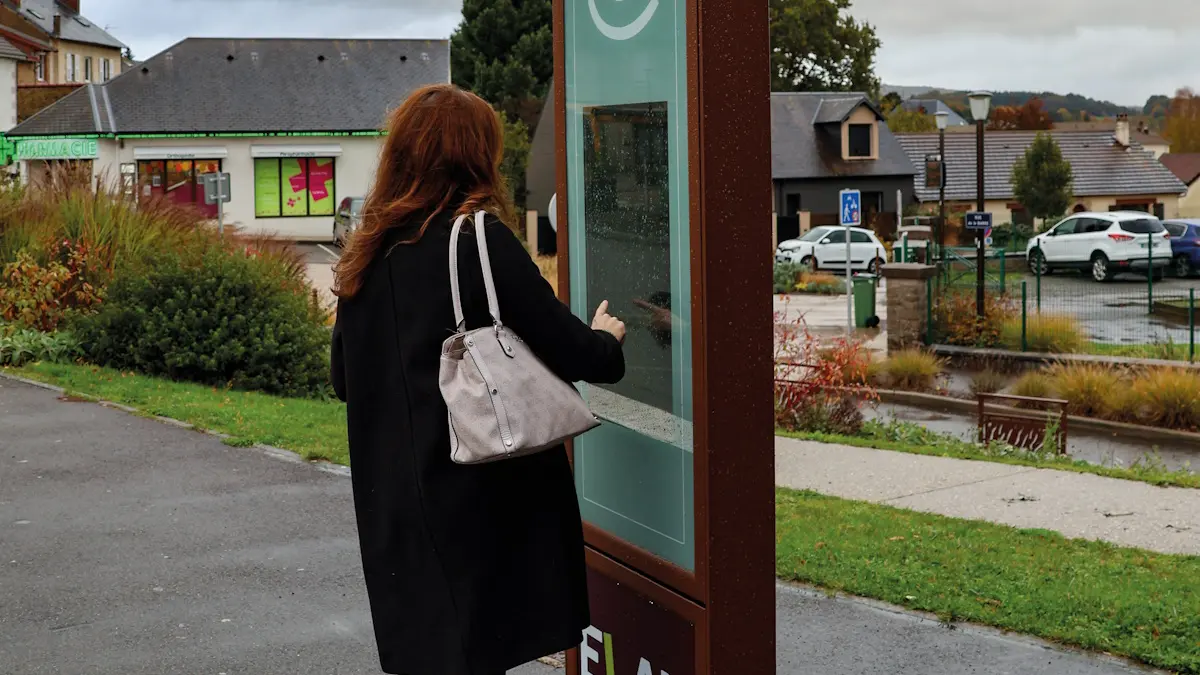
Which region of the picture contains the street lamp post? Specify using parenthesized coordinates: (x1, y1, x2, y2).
(968, 91, 993, 319)
(934, 110, 949, 265)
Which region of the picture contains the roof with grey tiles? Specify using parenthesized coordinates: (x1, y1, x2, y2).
(5, 0, 126, 49)
(0, 35, 27, 61)
(772, 92, 915, 180)
(896, 130, 1188, 202)
(7, 37, 451, 136)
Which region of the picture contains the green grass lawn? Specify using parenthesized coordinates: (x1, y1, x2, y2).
(1089, 341, 1196, 362)
(10, 362, 349, 465)
(777, 489, 1200, 674)
(8, 362, 1200, 671)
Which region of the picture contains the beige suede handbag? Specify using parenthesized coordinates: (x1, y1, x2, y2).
(439, 211, 599, 465)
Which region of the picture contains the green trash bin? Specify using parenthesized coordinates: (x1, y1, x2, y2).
(853, 275, 877, 328)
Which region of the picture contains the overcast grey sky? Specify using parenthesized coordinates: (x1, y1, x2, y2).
(86, 0, 1197, 107)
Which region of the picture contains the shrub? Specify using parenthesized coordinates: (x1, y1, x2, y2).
(1000, 313, 1085, 353)
(1047, 364, 1123, 418)
(1010, 371, 1054, 401)
(1130, 368, 1200, 430)
(74, 248, 330, 398)
(969, 369, 1009, 396)
(0, 240, 106, 332)
(880, 349, 944, 391)
(933, 289, 1018, 348)
(774, 313, 876, 435)
(773, 261, 804, 294)
(0, 325, 80, 367)
(1103, 385, 1144, 424)
(795, 270, 844, 295)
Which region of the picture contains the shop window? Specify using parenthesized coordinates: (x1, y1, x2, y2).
(253, 157, 336, 218)
(137, 159, 221, 219)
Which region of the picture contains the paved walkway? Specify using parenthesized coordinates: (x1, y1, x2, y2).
(777, 436, 1200, 556)
(1, 377, 1164, 674)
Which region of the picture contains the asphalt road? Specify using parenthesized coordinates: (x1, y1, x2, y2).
(0, 378, 1162, 674)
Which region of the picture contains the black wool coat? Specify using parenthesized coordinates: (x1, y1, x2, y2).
(331, 211, 625, 675)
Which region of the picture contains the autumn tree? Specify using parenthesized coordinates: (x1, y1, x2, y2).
(987, 98, 1053, 130)
(1163, 87, 1200, 153)
(770, 0, 881, 97)
(1012, 133, 1073, 228)
(1056, 107, 1072, 122)
(886, 107, 935, 133)
(880, 92, 903, 114)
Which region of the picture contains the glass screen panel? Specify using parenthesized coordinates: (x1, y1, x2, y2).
(566, 0, 694, 571)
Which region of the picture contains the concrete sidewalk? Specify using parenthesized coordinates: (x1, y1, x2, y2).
(2, 376, 1166, 674)
(777, 436, 1200, 556)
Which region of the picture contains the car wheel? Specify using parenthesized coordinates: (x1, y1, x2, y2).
(867, 257, 881, 275)
(1175, 255, 1193, 278)
(800, 255, 815, 270)
(1029, 248, 1051, 276)
(1091, 253, 1114, 282)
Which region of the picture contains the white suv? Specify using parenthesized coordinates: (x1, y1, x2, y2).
(776, 226, 888, 274)
(1025, 211, 1171, 282)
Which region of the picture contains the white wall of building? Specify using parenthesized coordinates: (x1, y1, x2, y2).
(89, 135, 384, 241)
(0, 58, 17, 131)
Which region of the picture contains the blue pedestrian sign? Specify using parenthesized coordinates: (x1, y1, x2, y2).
(965, 211, 993, 231)
(839, 189, 862, 227)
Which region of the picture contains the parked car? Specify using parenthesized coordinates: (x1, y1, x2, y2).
(332, 196, 365, 246)
(775, 226, 887, 274)
(1164, 219, 1200, 278)
(1025, 211, 1171, 282)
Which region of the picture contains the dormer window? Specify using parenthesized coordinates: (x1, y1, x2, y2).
(847, 124, 873, 158)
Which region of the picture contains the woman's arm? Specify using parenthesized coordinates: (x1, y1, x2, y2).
(467, 216, 625, 385)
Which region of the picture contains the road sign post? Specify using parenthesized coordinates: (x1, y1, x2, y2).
(839, 189, 862, 335)
(966, 211, 992, 313)
(557, 0, 773, 673)
(201, 172, 232, 238)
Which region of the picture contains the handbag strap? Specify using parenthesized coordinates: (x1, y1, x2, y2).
(449, 210, 502, 329)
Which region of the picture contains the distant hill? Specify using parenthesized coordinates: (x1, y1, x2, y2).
(883, 85, 1141, 122)
(880, 84, 943, 100)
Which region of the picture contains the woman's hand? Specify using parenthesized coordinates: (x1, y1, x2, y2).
(592, 301, 626, 344)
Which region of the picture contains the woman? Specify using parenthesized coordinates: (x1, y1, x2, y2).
(330, 84, 626, 675)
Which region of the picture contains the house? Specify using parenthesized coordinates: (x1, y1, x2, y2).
(0, 36, 27, 130)
(771, 92, 916, 243)
(1161, 154, 1200, 218)
(3, 0, 125, 84)
(901, 98, 968, 126)
(1048, 119, 1171, 158)
(0, 0, 126, 122)
(896, 117, 1188, 232)
(6, 37, 450, 240)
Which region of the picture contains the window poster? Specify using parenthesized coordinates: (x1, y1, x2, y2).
(281, 158, 309, 217)
(307, 158, 335, 216)
(254, 159, 281, 217)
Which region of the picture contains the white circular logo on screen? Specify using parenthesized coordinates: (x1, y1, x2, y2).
(589, 0, 660, 41)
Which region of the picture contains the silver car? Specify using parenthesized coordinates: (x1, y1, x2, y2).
(333, 197, 365, 246)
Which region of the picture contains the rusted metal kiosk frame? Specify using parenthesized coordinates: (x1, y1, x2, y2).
(553, 0, 774, 672)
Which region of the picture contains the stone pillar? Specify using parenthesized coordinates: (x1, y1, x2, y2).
(881, 263, 938, 352)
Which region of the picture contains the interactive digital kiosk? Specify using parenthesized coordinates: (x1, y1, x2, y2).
(554, 1, 774, 673)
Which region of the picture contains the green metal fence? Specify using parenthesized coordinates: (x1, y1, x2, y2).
(928, 241, 1198, 362)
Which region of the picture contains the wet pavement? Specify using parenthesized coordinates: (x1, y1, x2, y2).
(3, 376, 1166, 675)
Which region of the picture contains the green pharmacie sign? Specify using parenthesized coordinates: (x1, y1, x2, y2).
(16, 138, 99, 161)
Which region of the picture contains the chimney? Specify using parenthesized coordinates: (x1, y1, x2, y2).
(52, 14, 61, 37)
(62, 0, 80, 13)
(1115, 113, 1131, 147)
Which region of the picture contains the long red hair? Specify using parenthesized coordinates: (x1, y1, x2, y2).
(333, 84, 514, 298)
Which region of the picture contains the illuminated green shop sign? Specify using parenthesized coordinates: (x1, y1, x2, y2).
(16, 138, 100, 161)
